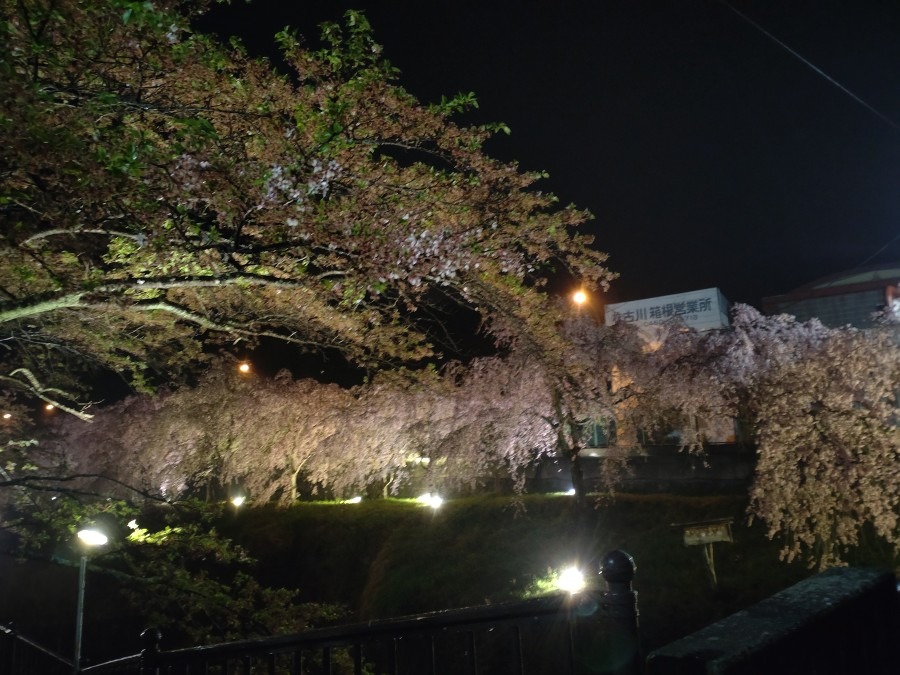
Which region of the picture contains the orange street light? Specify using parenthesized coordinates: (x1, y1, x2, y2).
(238, 362, 251, 374)
(572, 290, 588, 306)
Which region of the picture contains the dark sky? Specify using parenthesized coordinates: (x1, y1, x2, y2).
(202, 0, 900, 307)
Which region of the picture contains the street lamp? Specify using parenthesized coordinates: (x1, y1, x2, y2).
(572, 289, 588, 307)
(74, 527, 108, 673)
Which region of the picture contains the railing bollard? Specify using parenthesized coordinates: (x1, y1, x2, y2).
(139, 628, 161, 675)
(3, 622, 17, 674)
(599, 550, 641, 675)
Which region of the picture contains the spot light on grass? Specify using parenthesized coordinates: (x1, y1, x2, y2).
(345, 496, 363, 504)
(557, 566, 586, 594)
(417, 493, 443, 509)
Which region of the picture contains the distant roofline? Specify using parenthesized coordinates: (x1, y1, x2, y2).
(762, 262, 900, 306)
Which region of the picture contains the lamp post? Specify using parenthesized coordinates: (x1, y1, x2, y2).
(74, 528, 108, 674)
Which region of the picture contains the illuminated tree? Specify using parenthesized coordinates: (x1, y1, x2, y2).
(0, 0, 615, 641)
(0, 0, 611, 415)
(715, 307, 900, 568)
(631, 305, 900, 567)
(40, 359, 547, 502)
(39, 317, 646, 504)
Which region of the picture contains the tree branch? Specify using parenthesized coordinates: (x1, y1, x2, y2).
(130, 300, 340, 349)
(0, 369, 94, 420)
(22, 228, 147, 247)
(0, 273, 352, 324)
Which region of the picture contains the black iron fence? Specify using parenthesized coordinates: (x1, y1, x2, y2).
(0, 623, 72, 675)
(4, 553, 898, 675)
(79, 550, 640, 675)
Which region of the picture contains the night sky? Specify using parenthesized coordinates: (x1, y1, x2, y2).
(202, 0, 900, 307)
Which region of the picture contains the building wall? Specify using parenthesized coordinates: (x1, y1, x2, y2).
(762, 263, 900, 329)
(765, 289, 885, 328)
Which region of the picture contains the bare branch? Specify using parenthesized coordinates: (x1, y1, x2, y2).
(1, 368, 94, 420)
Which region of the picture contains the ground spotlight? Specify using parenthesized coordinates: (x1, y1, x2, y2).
(557, 566, 586, 594)
(417, 493, 443, 509)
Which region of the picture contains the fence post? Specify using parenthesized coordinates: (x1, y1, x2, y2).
(139, 628, 161, 675)
(2, 622, 16, 674)
(599, 550, 642, 675)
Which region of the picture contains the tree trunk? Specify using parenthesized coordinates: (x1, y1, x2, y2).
(570, 451, 586, 505)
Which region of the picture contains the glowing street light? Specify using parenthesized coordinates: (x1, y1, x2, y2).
(572, 289, 588, 307)
(237, 362, 251, 374)
(45, 403, 55, 411)
(77, 529, 108, 547)
(231, 495, 246, 508)
(74, 527, 108, 673)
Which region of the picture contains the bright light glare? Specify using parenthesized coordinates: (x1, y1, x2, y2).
(238, 362, 251, 373)
(231, 496, 246, 507)
(2, 413, 10, 419)
(417, 493, 443, 509)
(557, 566, 586, 594)
(565, 488, 576, 496)
(77, 528, 108, 547)
(346, 496, 363, 504)
(572, 290, 587, 305)
(45, 404, 55, 411)
(127, 519, 139, 530)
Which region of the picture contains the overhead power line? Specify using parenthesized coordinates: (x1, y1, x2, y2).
(715, 0, 900, 131)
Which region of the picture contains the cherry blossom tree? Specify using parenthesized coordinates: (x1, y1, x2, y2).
(0, 0, 612, 416)
(632, 305, 900, 567)
(33, 304, 900, 567)
(38, 358, 549, 502)
(1, 0, 618, 639)
(717, 307, 899, 567)
(38, 314, 647, 504)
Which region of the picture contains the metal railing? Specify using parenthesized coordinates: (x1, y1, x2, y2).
(0, 623, 72, 675)
(81, 550, 640, 675)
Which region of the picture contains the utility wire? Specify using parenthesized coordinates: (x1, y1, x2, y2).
(713, 1, 900, 309)
(715, 0, 900, 131)
(854, 231, 900, 269)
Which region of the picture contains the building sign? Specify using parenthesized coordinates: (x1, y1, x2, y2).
(605, 288, 730, 332)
